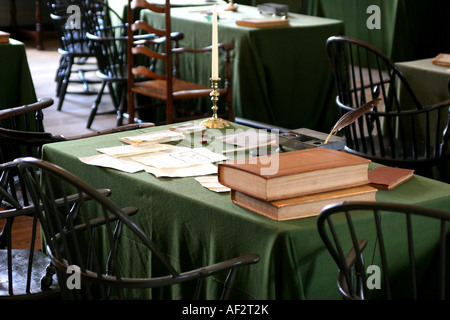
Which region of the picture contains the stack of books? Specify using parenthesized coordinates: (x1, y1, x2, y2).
(218, 148, 377, 221)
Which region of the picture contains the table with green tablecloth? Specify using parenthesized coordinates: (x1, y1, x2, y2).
(41, 122, 450, 299)
(300, 0, 450, 62)
(135, 4, 344, 131)
(396, 57, 450, 179)
(396, 58, 450, 106)
(0, 39, 37, 108)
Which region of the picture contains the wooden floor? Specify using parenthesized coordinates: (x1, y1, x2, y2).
(7, 37, 120, 250)
(26, 38, 119, 136)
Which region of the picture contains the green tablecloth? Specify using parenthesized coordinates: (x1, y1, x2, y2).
(396, 58, 450, 106)
(41, 122, 450, 299)
(301, 0, 450, 63)
(138, 4, 344, 131)
(0, 39, 37, 108)
(396, 58, 450, 180)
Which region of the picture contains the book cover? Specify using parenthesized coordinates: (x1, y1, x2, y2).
(218, 148, 371, 201)
(236, 18, 289, 28)
(368, 166, 414, 190)
(231, 185, 377, 221)
(0, 31, 10, 43)
(432, 53, 450, 67)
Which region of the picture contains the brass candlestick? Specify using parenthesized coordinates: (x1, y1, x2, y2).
(201, 78, 230, 128)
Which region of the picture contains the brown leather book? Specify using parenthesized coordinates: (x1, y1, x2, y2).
(432, 53, 450, 67)
(218, 148, 371, 201)
(231, 185, 377, 221)
(236, 18, 289, 28)
(0, 31, 10, 43)
(368, 166, 414, 190)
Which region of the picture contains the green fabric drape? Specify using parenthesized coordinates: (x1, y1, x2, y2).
(0, 39, 37, 108)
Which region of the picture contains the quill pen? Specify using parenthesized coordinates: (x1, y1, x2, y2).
(325, 98, 382, 144)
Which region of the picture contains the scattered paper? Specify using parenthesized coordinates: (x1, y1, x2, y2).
(170, 122, 206, 133)
(135, 147, 228, 168)
(97, 144, 170, 158)
(79, 154, 147, 173)
(218, 130, 277, 148)
(145, 163, 218, 178)
(195, 175, 230, 192)
(119, 130, 184, 145)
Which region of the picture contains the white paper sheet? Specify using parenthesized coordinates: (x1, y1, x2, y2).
(145, 163, 218, 178)
(79, 154, 147, 173)
(97, 144, 170, 158)
(194, 175, 230, 192)
(136, 147, 228, 168)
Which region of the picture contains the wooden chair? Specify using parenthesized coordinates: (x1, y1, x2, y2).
(0, 160, 60, 299)
(47, 0, 101, 111)
(317, 201, 450, 300)
(81, 0, 128, 128)
(0, 98, 154, 162)
(82, 0, 156, 128)
(126, 0, 235, 125)
(326, 36, 450, 181)
(19, 157, 260, 300)
(0, 98, 153, 248)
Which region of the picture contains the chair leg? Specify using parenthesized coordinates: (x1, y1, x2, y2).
(57, 56, 74, 111)
(55, 56, 66, 97)
(87, 81, 107, 129)
(116, 85, 127, 127)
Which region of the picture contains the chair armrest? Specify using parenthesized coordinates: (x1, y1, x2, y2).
(0, 98, 54, 121)
(66, 122, 155, 140)
(172, 42, 235, 54)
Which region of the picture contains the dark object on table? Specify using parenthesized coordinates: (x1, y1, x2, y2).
(279, 128, 345, 151)
(257, 3, 289, 16)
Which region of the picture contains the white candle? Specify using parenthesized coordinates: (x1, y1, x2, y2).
(211, 5, 219, 80)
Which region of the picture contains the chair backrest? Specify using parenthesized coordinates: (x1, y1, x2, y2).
(0, 160, 59, 299)
(83, 0, 143, 81)
(19, 158, 260, 300)
(86, 27, 129, 81)
(317, 201, 450, 300)
(326, 36, 450, 171)
(0, 98, 61, 162)
(127, 0, 175, 118)
(47, 0, 93, 56)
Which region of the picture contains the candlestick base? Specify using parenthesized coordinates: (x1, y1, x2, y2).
(225, 3, 238, 11)
(201, 77, 230, 129)
(200, 117, 230, 129)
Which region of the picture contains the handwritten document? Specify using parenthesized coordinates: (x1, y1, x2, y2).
(135, 147, 227, 168)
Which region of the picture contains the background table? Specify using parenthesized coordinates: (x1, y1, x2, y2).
(396, 58, 450, 180)
(41, 122, 450, 299)
(137, 4, 344, 132)
(0, 38, 37, 109)
(300, 0, 450, 63)
(396, 58, 450, 106)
